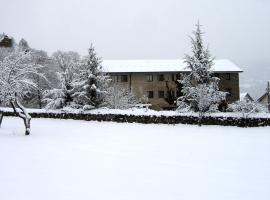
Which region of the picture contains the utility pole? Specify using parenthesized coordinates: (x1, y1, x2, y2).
(267, 81, 270, 112)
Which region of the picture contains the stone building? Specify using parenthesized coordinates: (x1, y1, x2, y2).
(258, 81, 270, 112)
(102, 59, 242, 110)
(0, 34, 13, 48)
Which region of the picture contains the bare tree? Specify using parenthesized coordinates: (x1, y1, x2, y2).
(43, 51, 80, 109)
(0, 46, 44, 135)
(105, 84, 138, 109)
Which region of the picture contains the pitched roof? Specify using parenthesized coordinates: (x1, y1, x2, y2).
(258, 81, 270, 102)
(102, 59, 243, 73)
(240, 93, 254, 101)
(0, 33, 5, 42)
(258, 93, 268, 102)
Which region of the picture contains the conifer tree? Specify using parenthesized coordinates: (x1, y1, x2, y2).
(178, 23, 226, 123)
(72, 44, 110, 110)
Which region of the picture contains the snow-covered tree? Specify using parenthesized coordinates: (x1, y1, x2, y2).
(43, 51, 80, 109)
(228, 100, 266, 117)
(72, 44, 110, 110)
(18, 38, 30, 52)
(177, 23, 226, 124)
(0, 46, 44, 135)
(22, 49, 51, 108)
(0, 35, 14, 61)
(105, 84, 138, 109)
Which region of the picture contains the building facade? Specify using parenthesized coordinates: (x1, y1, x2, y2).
(0, 34, 13, 48)
(258, 81, 270, 112)
(102, 59, 242, 110)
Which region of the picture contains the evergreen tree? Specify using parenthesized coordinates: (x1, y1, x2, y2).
(178, 23, 226, 123)
(72, 44, 110, 110)
(184, 23, 213, 85)
(18, 38, 30, 52)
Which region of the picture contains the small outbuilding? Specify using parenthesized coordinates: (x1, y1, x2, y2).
(240, 92, 254, 102)
(257, 81, 270, 112)
(0, 34, 13, 48)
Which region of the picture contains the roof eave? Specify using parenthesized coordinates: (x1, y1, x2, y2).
(105, 70, 243, 73)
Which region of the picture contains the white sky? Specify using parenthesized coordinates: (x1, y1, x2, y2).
(1, 0, 270, 80)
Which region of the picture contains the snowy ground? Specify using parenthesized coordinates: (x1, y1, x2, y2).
(0, 117, 270, 200)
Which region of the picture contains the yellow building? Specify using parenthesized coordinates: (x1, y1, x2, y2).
(102, 59, 243, 110)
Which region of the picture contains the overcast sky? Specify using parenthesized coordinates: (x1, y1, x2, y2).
(1, 0, 270, 95)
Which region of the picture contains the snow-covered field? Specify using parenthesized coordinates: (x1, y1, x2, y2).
(0, 117, 270, 200)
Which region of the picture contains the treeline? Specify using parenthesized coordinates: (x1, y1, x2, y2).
(0, 36, 138, 135)
(0, 36, 139, 110)
(0, 23, 267, 135)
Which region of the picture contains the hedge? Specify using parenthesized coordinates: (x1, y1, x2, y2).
(1, 110, 270, 127)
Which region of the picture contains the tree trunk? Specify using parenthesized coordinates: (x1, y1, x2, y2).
(38, 89, 42, 109)
(10, 98, 31, 135)
(0, 112, 3, 127)
(198, 112, 203, 126)
(23, 116, 31, 135)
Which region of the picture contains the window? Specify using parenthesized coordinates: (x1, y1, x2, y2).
(146, 74, 153, 82)
(167, 90, 175, 98)
(112, 75, 119, 82)
(224, 73, 231, 80)
(120, 75, 128, 82)
(158, 91, 165, 98)
(176, 73, 181, 80)
(147, 91, 154, 98)
(158, 74, 164, 81)
(171, 74, 175, 81)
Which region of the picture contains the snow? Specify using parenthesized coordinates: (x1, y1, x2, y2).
(0, 117, 270, 200)
(0, 33, 6, 42)
(102, 59, 243, 73)
(240, 92, 248, 101)
(1, 106, 270, 118)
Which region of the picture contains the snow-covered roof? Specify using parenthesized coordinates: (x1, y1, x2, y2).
(240, 93, 248, 101)
(0, 33, 5, 42)
(102, 59, 243, 73)
(240, 93, 254, 101)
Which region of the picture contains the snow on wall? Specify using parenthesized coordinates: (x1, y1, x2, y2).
(1, 107, 270, 119)
(102, 59, 243, 73)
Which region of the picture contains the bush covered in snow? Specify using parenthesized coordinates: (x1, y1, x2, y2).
(227, 101, 266, 117)
(105, 85, 138, 109)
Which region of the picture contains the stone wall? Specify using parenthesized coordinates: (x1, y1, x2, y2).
(2, 110, 270, 127)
